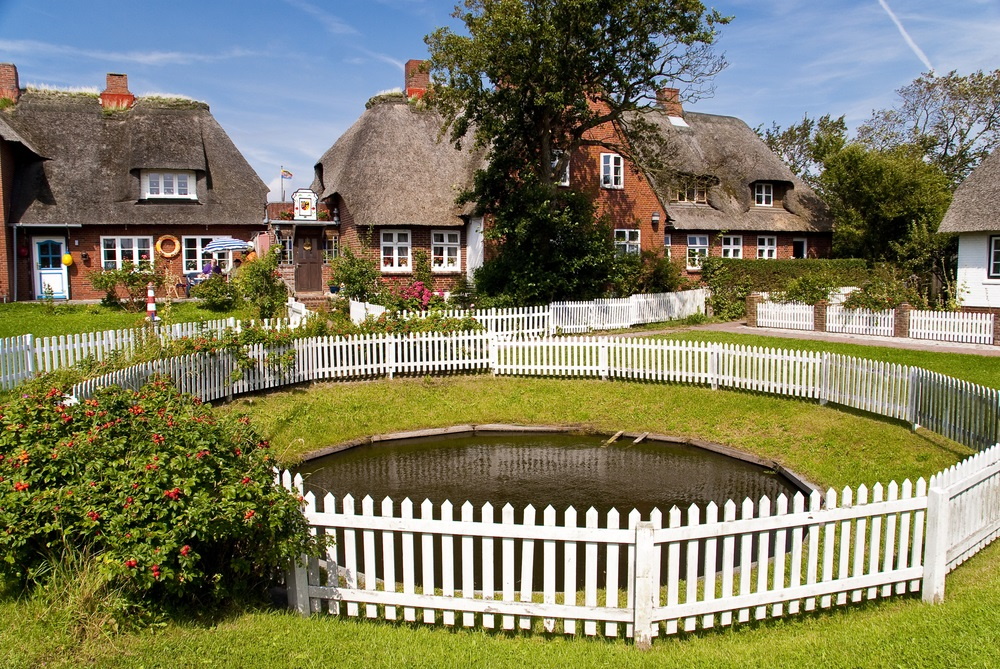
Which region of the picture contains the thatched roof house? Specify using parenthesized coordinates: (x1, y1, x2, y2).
(0, 65, 267, 302)
(939, 149, 1000, 234)
(938, 149, 1000, 310)
(313, 95, 484, 229)
(311, 65, 833, 289)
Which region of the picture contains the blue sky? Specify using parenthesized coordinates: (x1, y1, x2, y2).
(1, 0, 998, 201)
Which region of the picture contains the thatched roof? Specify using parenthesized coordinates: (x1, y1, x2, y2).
(634, 110, 832, 232)
(3, 90, 267, 227)
(312, 96, 829, 234)
(939, 149, 1000, 233)
(312, 97, 484, 227)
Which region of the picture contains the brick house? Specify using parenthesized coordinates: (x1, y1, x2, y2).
(312, 61, 832, 293)
(0, 64, 267, 302)
(310, 61, 485, 294)
(938, 148, 1000, 312)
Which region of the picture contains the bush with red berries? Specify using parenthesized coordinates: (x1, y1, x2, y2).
(0, 377, 321, 609)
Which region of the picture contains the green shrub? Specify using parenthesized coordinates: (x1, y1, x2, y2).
(843, 264, 928, 310)
(609, 251, 686, 297)
(358, 311, 484, 335)
(328, 248, 380, 301)
(234, 249, 288, 319)
(89, 260, 167, 312)
(702, 257, 869, 319)
(0, 378, 321, 610)
(772, 273, 837, 304)
(190, 274, 241, 312)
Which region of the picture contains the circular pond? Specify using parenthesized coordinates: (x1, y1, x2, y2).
(296, 430, 805, 515)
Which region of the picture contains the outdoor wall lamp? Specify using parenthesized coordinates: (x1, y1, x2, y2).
(332, 207, 341, 226)
(651, 212, 661, 229)
(80, 252, 90, 262)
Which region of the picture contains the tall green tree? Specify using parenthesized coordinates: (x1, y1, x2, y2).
(425, 0, 729, 302)
(756, 113, 847, 188)
(857, 69, 1000, 186)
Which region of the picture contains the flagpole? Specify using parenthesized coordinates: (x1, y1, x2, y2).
(280, 165, 285, 202)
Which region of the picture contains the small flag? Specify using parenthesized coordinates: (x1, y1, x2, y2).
(281, 169, 293, 179)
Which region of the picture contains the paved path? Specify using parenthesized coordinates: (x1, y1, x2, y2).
(616, 320, 1000, 357)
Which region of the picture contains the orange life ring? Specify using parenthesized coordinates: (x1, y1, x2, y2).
(155, 235, 180, 259)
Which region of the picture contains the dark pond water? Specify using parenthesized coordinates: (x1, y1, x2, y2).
(296, 432, 801, 517)
(296, 432, 803, 589)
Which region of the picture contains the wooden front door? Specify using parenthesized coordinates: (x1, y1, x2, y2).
(33, 237, 68, 299)
(293, 228, 323, 292)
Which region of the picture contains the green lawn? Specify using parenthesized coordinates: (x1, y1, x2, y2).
(0, 301, 252, 339)
(3, 311, 1000, 666)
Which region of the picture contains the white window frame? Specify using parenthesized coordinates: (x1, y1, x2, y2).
(757, 235, 777, 259)
(552, 150, 570, 187)
(792, 237, 808, 260)
(722, 235, 743, 259)
(101, 236, 153, 270)
(600, 153, 624, 189)
(754, 182, 773, 207)
(142, 170, 197, 200)
(663, 233, 672, 260)
(431, 230, 461, 272)
(990, 236, 1000, 279)
(182, 236, 234, 273)
(614, 229, 640, 256)
(381, 229, 411, 272)
(323, 231, 340, 264)
(686, 235, 709, 270)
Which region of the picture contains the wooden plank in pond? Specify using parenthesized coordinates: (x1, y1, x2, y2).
(604, 430, 624, 446)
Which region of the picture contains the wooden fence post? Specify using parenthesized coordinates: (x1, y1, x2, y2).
(908, 367, 921, 431)
(286, 557, 311, 616)
(710, 344, 719, 391)
(922, 484, 950, 604)
(386, 334, 396, 380)
(25, 333, 35, 376)
(819, 353, 829, 406)
(632, 521, 655, 650)
(599, 338, 609, 380)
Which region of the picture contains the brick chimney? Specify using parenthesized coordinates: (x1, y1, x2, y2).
(0, 63, 20, 104)
(657, 87, 683, 117)
(405, 59, 430, 99)
(100, 73, 135, 110)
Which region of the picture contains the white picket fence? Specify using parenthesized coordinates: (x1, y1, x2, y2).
(283, 474, 931, 645)
(910, 310, 994, 345)
(0, 317, 291, 390)
(754, 299, 996, 346)
(349, 289, 708, 337)
(757, 302, 814, 331)
(825, 305, 895, 337)
(280, 421, 1000, 645)
(51, 330, 1000, 643)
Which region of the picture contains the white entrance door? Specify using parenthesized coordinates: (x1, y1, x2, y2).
(33, 237, 68, 299)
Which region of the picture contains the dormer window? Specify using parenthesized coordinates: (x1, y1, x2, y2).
(142, 170, 197, 200)
(754, 182, 773, 207)
(675, 183, 707, 203)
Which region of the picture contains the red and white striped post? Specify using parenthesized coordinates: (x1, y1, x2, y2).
(146, 282, 159, 322)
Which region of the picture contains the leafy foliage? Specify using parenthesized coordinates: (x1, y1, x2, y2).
(190, 275, 241, 312)
(701, 257, 869, 319)
(426, 0, 729, 303)
(233, 248, 288, 320)
(609, 250, 687, 297)
(328, 247, 381, 301)
(357, 312, 484, 335)
(842, 265, 930, 311)
(471, 180, 617, 304)
(0, 378, 321, 610)
(89, 260, 167, 312)
(857, 69, 1000, 186)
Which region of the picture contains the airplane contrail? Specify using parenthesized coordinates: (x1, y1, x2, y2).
(877, 0, 935, 72)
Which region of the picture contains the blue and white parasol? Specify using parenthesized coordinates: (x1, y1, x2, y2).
(203, 237, 250, 253)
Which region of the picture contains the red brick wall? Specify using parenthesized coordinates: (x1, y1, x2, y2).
(0, 63, 20, 103)
(13, 225, 265, 301)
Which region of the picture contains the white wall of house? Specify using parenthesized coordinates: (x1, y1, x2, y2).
(466, 216, 484, 280)
(956, 233, 1000, 308)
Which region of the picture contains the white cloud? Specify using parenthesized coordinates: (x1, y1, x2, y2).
(283, 0, 358, 36)
(0, 39, 257, 66)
